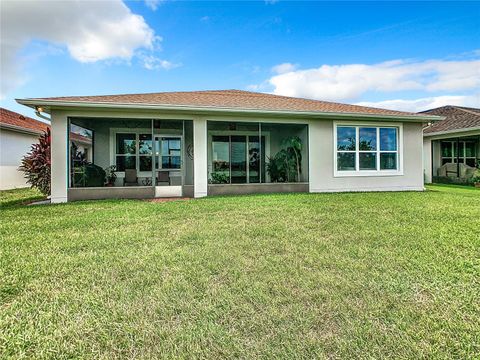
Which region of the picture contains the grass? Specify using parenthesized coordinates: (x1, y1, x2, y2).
(0, 185, 479, 358)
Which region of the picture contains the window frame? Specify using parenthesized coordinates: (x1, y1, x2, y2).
(111, 128, 153, 177)
(333, 122, 403, 177)
(156, 136, 182, 171)
(440, 141, 477, 166)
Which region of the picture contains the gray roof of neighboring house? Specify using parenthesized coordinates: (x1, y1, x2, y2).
(422, 105, 480, 135)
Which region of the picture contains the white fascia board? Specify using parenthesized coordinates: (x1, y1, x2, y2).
(423, 127, 480, 139)
(16, 98, 442, 122)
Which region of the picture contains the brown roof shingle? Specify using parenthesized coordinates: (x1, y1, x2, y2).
(0, 107, 49, 134)
(0, 107, 90, 143)
(24, 89, 426, 117)
(422, 106, 480, 134)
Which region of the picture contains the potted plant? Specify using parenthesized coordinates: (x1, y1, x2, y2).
(105, 165, 117, 186)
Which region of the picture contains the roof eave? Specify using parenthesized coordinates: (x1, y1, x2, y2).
(16, 98, 441, 122)
(423, 126, 480, 138)
(0, 123, 45, 136)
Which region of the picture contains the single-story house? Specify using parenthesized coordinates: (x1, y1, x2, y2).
(422, 106, 480, 183)
(0, 108, 50, 190)
(16, 90, 440, 203)
(0, 107, 93, 190)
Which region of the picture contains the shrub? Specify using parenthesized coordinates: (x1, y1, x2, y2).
(210, 172, 229, 184)
(472, 169, 480, 184)
(19, 129, 51, 195)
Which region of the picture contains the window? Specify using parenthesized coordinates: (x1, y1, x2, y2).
(115, 133, 136, 171)
(441, 141, 477, 167)
(115, 133, 154, 172)
(158, 137, 181, 169)
(335, 124, 401, 175)
(139, 134, 152, 171)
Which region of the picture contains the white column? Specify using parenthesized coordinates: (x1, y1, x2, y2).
(423, 137, 432, 184)
(50, 110, 68, 203)
(193, 118, 208, 198)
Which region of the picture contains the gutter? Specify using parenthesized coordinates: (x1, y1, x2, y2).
(423, 126, 480, 138)
(34, 106, 51, 121)
(16, 98, 443, 122)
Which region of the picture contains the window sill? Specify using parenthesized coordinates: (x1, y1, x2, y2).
(334, 171, 403, 177)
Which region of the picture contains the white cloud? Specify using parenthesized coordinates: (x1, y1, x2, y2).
(141, 55, 181, 70)
(145, 0, 163, 11)
(0, 0, 158, 97)
(267, 57, 480, 101)
(356, 94, 480, 113)
(271, 62, 297, 74)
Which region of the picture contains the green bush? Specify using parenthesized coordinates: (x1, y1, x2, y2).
(472, 169, 480, 184)
(210, 172, 229, 184)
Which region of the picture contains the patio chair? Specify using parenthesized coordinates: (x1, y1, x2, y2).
(157, 171, 170, 186)
(124, 169, 138, 186)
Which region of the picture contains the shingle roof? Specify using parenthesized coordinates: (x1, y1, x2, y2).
(23, 89, 426, 117)
(422, 106, 480, 134)
(0, 107, 49, 134)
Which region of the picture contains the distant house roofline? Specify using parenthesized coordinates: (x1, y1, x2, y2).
(421, 105, 480, 136)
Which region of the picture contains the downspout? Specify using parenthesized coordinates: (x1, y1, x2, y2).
(35, 106, 51, 121)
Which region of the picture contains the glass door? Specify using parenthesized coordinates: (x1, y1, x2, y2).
(154, 135, 183, 196)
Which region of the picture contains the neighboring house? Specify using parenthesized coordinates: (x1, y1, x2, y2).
(422, 106, 480, 183)
(16, 90, 440, 203)
(0, 108, 49, 190)
(0, 107, 93, 191)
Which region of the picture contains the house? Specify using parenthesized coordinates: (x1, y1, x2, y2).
(422, 106, 480, 183)
(0, 108, 50, 190)
(16, 90, 440, 203)
(0, 107, 93, 190)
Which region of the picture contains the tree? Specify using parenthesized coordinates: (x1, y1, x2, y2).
(19, 129, 51, 195)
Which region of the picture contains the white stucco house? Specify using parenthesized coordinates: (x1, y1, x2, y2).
(0, 108, 50, 190)
(422, 106, 480, 183)
(16, 90, 440, 203)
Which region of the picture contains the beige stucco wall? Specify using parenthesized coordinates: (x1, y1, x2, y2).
(309, 120, 424, 192)
(423, 137, 432, 183)
(0, 128, 40, 190)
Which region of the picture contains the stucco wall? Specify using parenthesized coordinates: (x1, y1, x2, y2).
(309, 120, 424, 192)
(0, 129, 40, 190)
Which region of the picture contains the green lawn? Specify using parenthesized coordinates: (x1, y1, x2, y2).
(1, 186, 479, 358)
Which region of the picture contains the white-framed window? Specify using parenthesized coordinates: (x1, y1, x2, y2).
(114, 131, 153, 172)
(441, 141, 477, 167)
(334, 123, 402, 176)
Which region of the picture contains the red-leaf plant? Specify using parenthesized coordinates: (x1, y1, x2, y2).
(19, 128, 51, 195)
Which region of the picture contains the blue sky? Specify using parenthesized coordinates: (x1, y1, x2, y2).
(1, 0, 479, 118)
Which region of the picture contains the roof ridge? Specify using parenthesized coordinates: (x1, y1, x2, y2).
(454, 106, 480, 117)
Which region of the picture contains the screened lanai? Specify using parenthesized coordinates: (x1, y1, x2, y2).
(68, 117, 194, 200)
